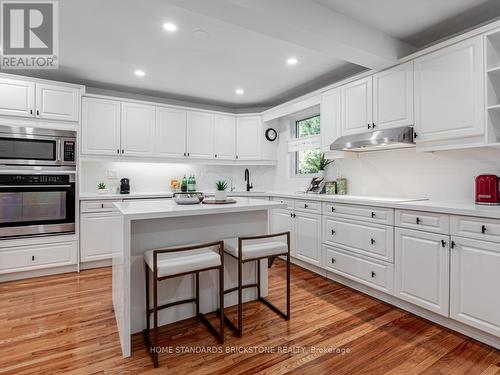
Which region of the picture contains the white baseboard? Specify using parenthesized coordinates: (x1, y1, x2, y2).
(0, 265, 77, 283)
(80, 258, 112, 270)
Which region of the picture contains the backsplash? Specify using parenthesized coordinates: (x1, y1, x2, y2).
(79, 161, 275, 194)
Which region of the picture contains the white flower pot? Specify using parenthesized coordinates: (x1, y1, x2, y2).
(98, 189, 107, 194)
(214, 191, 227, 201)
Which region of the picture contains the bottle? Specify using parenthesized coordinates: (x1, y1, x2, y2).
(188, 175, 196, 192)
(181, 175, 188, 192)
(191, 174, 197, 192)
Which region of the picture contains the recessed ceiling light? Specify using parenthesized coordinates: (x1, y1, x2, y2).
(287, 57, 298, 65)
(163, 22, 178, 32)
(235, 88, 244, 95)
(134, 69, 145, 77)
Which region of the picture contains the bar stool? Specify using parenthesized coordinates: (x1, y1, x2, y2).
(143, 241, 224, 368)
(222, 232, 291, 337)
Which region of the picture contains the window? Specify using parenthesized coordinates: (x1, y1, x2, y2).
(294, 115, 321, 175)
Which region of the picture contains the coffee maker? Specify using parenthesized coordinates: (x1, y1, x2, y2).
(120, 178, 130, 194)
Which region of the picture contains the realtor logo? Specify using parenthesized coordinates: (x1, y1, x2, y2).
(1, 0, 59, 69)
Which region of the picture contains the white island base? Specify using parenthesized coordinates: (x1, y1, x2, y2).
(112, 198, 285, 357)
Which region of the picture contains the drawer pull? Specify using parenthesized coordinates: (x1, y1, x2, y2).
(331, 229, 335, 235)
(290, 213, 293, 218)
(101, 203, 104, 209)
(441, 240, 447, 248)
(416, 217, 421, 225)
(481, 225, 487, 234)
(304, 203, 308, 208)
(371, 271, 376, 278)
(370, 238, 376, 245)
(31, 255, 35, 262)
(451, 241, 456, 249)
(371, 212, 376, 218)
(331, 258, 336, 264)
(331, 207, 335, 212)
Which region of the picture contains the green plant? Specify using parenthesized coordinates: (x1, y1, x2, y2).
(97, 182, 106, 190)
(315, 153, 334, 171)
(215, 180, 227, 191)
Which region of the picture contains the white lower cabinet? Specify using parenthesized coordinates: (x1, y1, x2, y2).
(0, 241, 77, 274)
(450, 237, 500, 336)
(294, 212, 321, 266)
(395, 228, 450, 316)
(80, 212, 114, 262)
(270, 205, 321, 266)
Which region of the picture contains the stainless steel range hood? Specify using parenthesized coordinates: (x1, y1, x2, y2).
(330, 126, 415, 152)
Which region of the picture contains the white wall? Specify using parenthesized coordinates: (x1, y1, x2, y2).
(80, 161, 275, 195)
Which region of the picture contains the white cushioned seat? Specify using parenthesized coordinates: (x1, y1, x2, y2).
(144, 245, 221, 278)
(223, 238, 288, 260)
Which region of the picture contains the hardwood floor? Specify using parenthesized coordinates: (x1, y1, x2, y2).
(0, 261, 499, 375)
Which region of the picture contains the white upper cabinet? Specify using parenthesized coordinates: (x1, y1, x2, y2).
(121, 102, 156, 157)
(0, 77, 35, 117)
(214, 114, 236, 160)
(395, 228, 450, 316)
(236, 116, 262, 160)
(320, 88, 341, 151)
(373, 62, 414, 130)
(82, 97, 121, 156)
(187, 111, 214, 159)
(35, 83, 80, 121)
(341, 76, 373, 135)
(155, 107, 187, 158)
(414, 36, 485, 143)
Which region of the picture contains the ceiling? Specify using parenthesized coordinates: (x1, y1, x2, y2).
(6, 0, 500, 110)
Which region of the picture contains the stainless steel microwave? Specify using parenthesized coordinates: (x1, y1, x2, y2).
(0, 125, 76, 167)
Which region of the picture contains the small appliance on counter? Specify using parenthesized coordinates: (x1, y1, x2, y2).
(475, 175, 500, 205)
(120, 178, 130, 194)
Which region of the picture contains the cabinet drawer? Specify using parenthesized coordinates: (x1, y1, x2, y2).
(451, 216, 500, 243)
(395, 209, 449, 234)
(324, 245, 393, 293)
(295, 199, 321, 214)
(323, 202, 394, 225)
(0, 241, 77, 273)
(272, 197, 294, 210)
(323, 217, 394, 262)
(81, 200, 121, 213)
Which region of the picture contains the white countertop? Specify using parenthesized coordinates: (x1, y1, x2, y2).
(113, 197, 286, 220)
(81, 190, 500, 220)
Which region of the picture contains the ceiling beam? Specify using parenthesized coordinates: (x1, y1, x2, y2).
(166, 0, 415, 70)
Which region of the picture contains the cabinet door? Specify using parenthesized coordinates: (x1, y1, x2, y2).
(450, 237, 500, 336)
(373, 61, 414, 130)
(414, 36, 484, 142)
(82, 97, 121, 156)
(236, 116, 262, 160)
(294, 212, 321, 266)
(155, 107, 187, 158)
(214, 114, 236, 160)
(187, 111, 214, 159)
(341, 77, 373, 135)
(395, 228, 449, 316)
(80, 213, 114, 262)
(121, 102, 156, 157)
(35, 83, 80, 121)
(0, 77, 35, 117)
(320, 88, 341, 151)
(271, 209, 295, 256)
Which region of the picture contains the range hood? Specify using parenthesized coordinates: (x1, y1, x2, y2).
(330, 126, 415, 152)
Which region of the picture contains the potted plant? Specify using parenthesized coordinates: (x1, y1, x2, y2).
(215, 180, 227, 201)
(315, 153, 334, 177)
(97, 182, 107, 194)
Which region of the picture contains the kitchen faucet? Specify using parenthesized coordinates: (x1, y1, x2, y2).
(244, 168, 253, 192)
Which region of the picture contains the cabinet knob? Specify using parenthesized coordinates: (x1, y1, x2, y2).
(187, 152, 190, 157)
(290, 213, 293, 218)
(372, 123, 376, 128)
(304, 204, 308, 208)
(367, 124, 371, 129)
(293, 213, 296, 218)
(101, 203, 104, 208)
(371, 211, 376, 218)
(36, 110, 40, 116)
(331, 207, 335, 212)
(371, 238, 376, 245)
(481, 225, 487, 234)
(236, 155, 238, 159)
(116, 149, 119, 154)
(331, 229, 335, 235)
(215, 154, 217, 158)
(32, 255, 35, 262)
(30, 109, 33, 115)
(121, 149, 124, 154)
(441, 240, 447, 248)
(414, 132, 418, 138)
(331, 258, 336, 264)
(371, 271, 376, 278)
(416, 217, 421, 225)
(451, 241, 456, 249)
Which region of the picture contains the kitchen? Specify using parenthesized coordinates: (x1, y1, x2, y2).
(1, 0, 500, 374)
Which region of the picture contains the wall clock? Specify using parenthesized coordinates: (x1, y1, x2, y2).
(265, 128, 278, 142)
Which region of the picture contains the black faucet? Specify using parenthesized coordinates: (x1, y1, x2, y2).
(244, 168, 253, 192)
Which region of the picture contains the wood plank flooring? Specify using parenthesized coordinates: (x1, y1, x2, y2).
(0, 261, 499, 374)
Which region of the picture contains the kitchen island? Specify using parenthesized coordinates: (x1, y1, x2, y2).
(111, 197, 286, 357)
